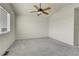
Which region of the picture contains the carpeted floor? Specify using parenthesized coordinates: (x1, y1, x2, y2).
(7, 38, 79, 56)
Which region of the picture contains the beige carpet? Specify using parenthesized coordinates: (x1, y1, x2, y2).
(7, 38, 79, 56)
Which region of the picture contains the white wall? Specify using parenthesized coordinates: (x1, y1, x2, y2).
(49, 4, 79, 45)
(74, 8, 79, 46)
(16, 15, 49, 39)
(0, 3, 15, 55)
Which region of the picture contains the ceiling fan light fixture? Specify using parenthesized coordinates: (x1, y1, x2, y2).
(37, 11, 42, 16)
(37, 11, 41, 14)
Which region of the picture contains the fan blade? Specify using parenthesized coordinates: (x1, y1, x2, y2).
(42, 11, 49, 15)
(43, 7, 51, 11)
(34, 5, 39, 10)
(30, 11, 38, 13)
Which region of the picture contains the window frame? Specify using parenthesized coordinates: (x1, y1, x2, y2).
(0, 5, 10, 35)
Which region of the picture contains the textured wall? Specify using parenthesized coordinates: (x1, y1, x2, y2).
(49, 4, 75, 45)
(16, 15, 49, 39)
(0, 3, 15, 55)
(49, 4, 79, 45)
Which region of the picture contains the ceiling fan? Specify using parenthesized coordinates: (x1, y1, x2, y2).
(30, 3, 51, 16)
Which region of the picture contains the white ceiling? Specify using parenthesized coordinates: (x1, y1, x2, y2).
(12, 3, 72, 18)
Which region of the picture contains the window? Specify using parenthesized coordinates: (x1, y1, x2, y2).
(0, 6, 10, 34)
